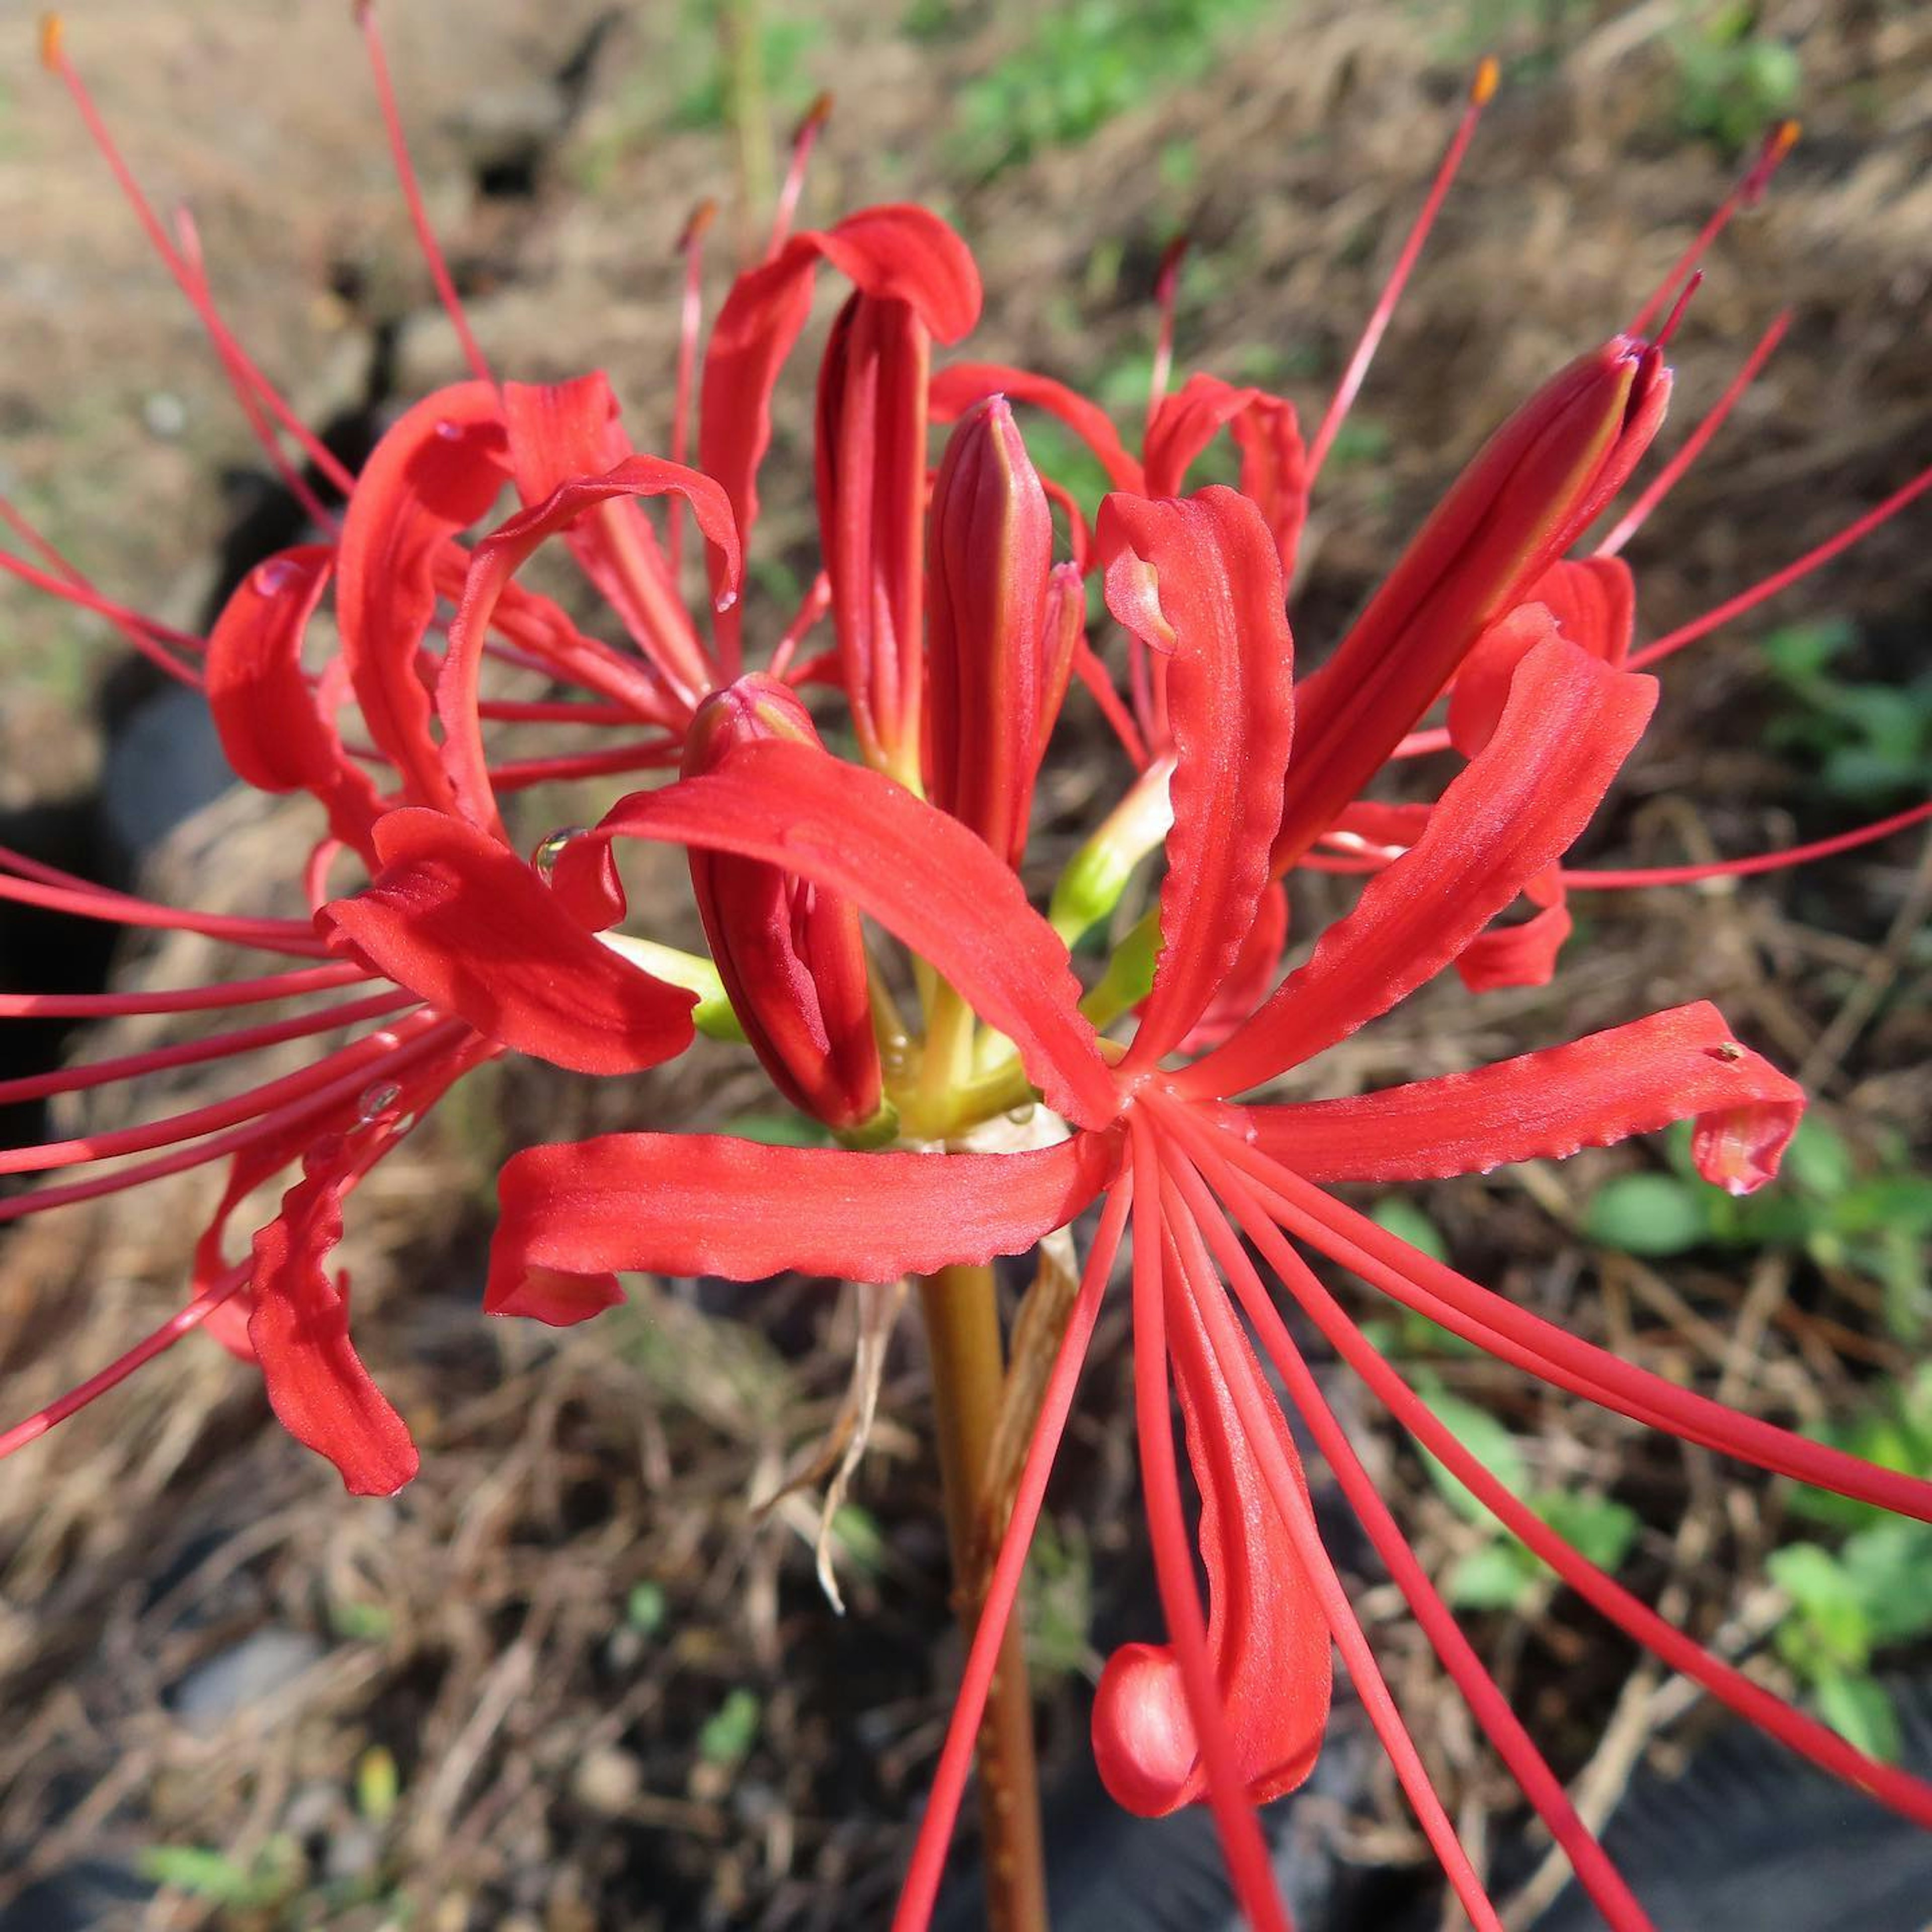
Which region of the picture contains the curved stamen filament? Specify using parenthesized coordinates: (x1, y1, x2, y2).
(0, 524, 206, 685)
(0, 1261, 252, 1462)
(1566, 801, 1932, 888)
(0, 859, 329, 956)
(1163, 1136, 1655, 1932)
(354, 0, 492, 387)
(891, 1179, 1132, 1932)
(770, 93, 832, 258)
(1597, 310, 1789, 558)
(1629, 459, 1932, 670)
(1627, 120, 1799, 339)
(0, 988, 417, 1109)
(1155, 1149, 1505, 1931)
(669, 199, 716, 576)
(0, 961, 372, 1022)
(1306, 57, 1499, 486)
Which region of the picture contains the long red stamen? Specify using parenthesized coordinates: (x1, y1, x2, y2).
(0, 961, 370, 1021)
(668, 199, 717, 577)
(0, 989, 417, 1109)
(769, 92, 832, 258)
(1147, 233, 1189, 431)
(0, 1018, 466, 1226)
(354, 0, 492, 386)
(1597, 310, 1789, 557)
(1128, 1121, 1289, 1932)
(1627, 120, 1800, 338)
(1306, 57, 1499, 485)
(0, 529, 206, 685)
(0, 854, 329, 956)
(768, 571, 832, 683)
(1567, 801, 1932, 887)
(0, 1262, 251, 1463)
(891, 1179, 1132, 1932)
(1164, 1136, 1654, 1932)
(171, 205, 343, 532)
(1629, 459, 1932, 670)
(1208, 1146, 1932, 1833)
(486, 739, 682, 793)
(1230, 1151, 1932, 1524)
(1155, 1151, 1505, 1931)
(41, 17, 356, 497)
(0, 1011, 440, 1176)
(1074, 638, 1150, 769)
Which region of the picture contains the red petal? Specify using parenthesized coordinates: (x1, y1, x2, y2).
(1093, 1229, 1329, 1814)
(205, 546, 384, 860)
(1178, 880, 1287, 1054)
(588, 741, 1118, 1127)
(323, 808, 696, 1075)
(1098, 490, 1295, 1067)
(700, 206, 981, 622)
(1445, 602, 1564, 757)
(929, 362, 1145, 492)
(436, 454, 742, 831)
(487, 1129, 1116, 1306)
(1530, 554, 1635, 667)
(249, 1135, 418, 1496)
(1454, 863, 1570, 993)
(1244, 1000, 1803, 1191)
(337, 381, 509, 812)
(1143, 375, 1308, 577)
(500, 375, 718, 692)
(1189, 639, 1656, 1097)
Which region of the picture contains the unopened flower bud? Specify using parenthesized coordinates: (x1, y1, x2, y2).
(816, 294, 931, 784)
(925, 397, 1056, 865)
(683, 677, 884, 1132)
(1274, 334, 1671, 869)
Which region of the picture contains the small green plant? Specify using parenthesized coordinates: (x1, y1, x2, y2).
(1671, 5, 1801, 155)
(1772, 1367, 1932, 1759)
(944, 0, 1274, 175)
(138, 1836, 303, 1910)
(1761, 616, 1932, 806)
(1417, 1380, 1641, 1611)
(1585, 1117, 1932, 1343)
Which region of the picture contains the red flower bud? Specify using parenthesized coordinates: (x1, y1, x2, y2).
(925, 398, 1057, 866)
(1273, 334, 1670, 869)
(683, 677, 884, 1132)
(816, 294, 932, 785)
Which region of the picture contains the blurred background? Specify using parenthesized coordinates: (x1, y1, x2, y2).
(1, 1, 1929, 1927)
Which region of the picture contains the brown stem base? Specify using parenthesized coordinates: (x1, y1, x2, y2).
(918, 1264, 1050, 1932)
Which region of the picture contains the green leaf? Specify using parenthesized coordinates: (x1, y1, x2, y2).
(698, 1687, 761, 1766)
(626, 1582, 668, 1635)
(1444, 1539, 1540, 1611)
(1781, 1116, 1856, 1200)
(1838, 1520, 1932, 1645)
(1532, 1492, 1640, 1573)
(1768, 1543, 1871, 1671)
(1416, 1386, 1528, 1524)
(722, 1113, 834, 1149)
(1584, 1173, 1710, 1256)
(1814, 1670, 1902, 1764)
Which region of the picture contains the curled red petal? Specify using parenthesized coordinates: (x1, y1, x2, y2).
(436, 454, 742, 831)
(1143, 374, 1308, 578)
(929, 362, 1145, 492)
(322, 808, 696, 1076)
(1178, 880, 1287, 1054)
(487, 1129, 1116, 1307)
(205, 546, 384, 861)
(1191, 638, 1656, 1097)
(589, 740, 1118, 1128)
(1242, 999, 1803, 1190)
(700, 205, 981, 625)
(1455, 863, 1570, 993)
(1093, 1218, 1329, 1814)
(500, 374, 717, 693)
(1098, 490, 1295, 1067)
(249, 1134, 418, 1496)
(337, 381, 509, 812)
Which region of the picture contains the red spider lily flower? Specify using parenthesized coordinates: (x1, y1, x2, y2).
(481, 487, 1932, 1932)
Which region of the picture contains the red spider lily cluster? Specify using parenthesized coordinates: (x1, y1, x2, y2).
(6, 14, 1932, 1930)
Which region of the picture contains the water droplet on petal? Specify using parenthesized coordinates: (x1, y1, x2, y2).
(251, 557, 303, 596)
(434, 419, 468, 441)
(1005, 1103, 1037, 1128)
(713, 588, 739, 614)
(357, 1081, 402, 1125)
(533, 826, 590, 875)
(368, 1030, 402, 1054)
